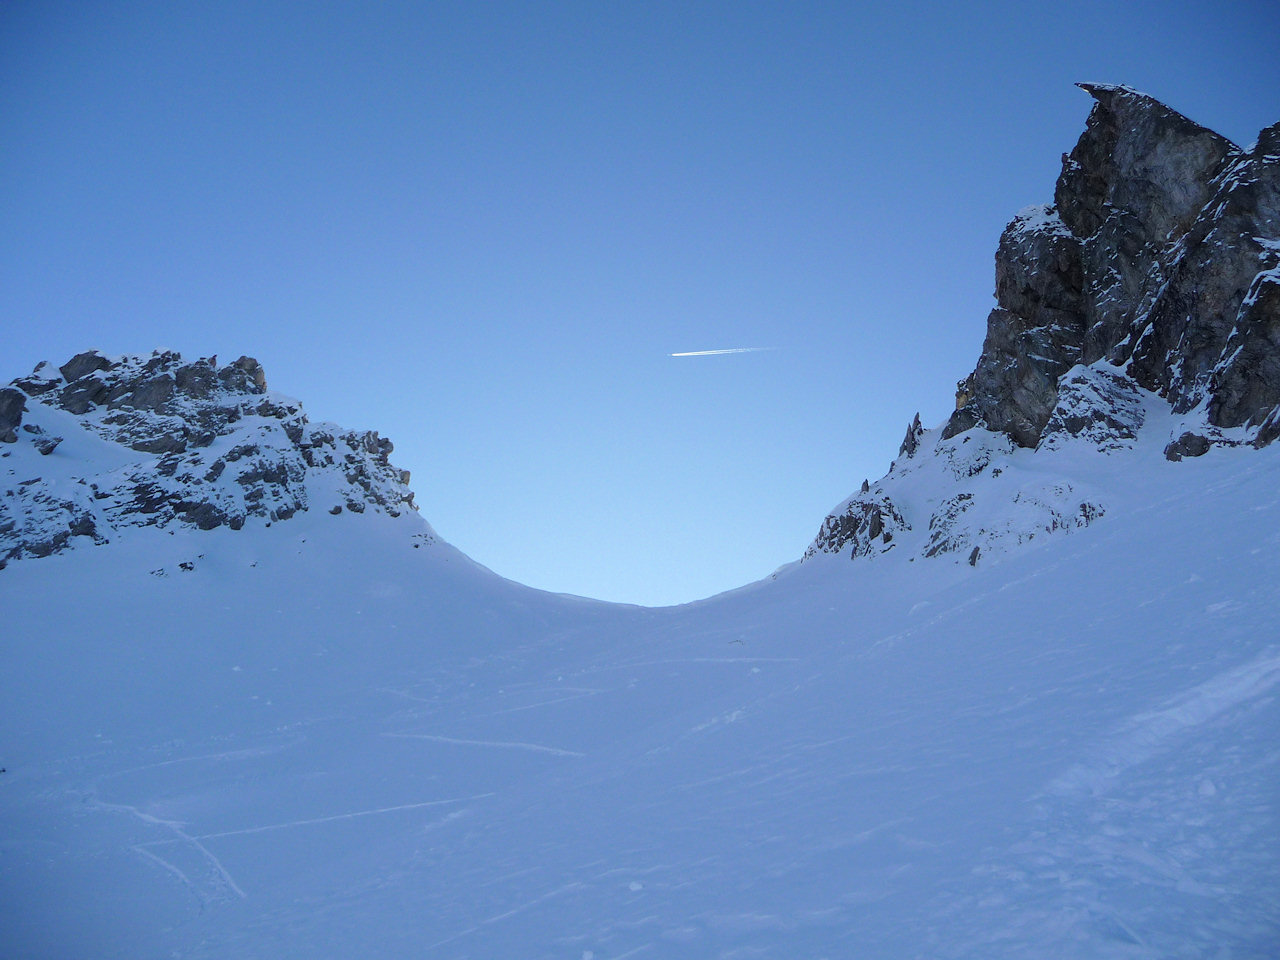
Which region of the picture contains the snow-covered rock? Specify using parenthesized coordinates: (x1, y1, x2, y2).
(806, 402, 1108, 567)
(0, 350, 419, 566)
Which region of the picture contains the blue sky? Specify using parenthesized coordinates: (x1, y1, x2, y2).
(2, 1, 1276, 605)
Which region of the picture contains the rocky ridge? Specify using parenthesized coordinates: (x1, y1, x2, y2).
(808, 84, 1278, 563)
(0, 350, 418, 565)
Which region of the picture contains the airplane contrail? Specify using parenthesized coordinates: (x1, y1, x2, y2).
(670, 347, 772, 357)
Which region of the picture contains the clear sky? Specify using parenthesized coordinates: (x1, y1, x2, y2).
(2, 1, 1277, 605)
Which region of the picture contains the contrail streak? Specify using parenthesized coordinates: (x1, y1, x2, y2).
(670, 347, 771, 357)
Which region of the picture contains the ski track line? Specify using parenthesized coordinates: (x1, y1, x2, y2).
(383, 732, 586, 757)
(191, 794, 495, 840)
(92, 797, 246, 900)
(589, 657, 802, 672)
(474, 690, 606, 717)
(101, 739, 300, 782)
(131, 844, 202, 904)
(424, 882, 586, 953)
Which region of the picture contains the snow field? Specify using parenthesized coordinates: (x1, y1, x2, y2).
(2, 431, 1278, 958)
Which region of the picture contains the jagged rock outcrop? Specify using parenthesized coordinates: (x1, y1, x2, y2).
(946, 205, 1086, 447)
(804, 495, 906, 561)
(898, 413, 924, 458)
(1163, 431, 1212, 462)
(946, 84, 1279, 449)
(0, 350, 418, 565)
(805, 413, 1108, 565)
(808, 85, 1276, 568)
(1209, 265, 1280, 441)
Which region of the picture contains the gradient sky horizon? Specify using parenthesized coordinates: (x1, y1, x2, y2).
(3, 1, 1277, 605)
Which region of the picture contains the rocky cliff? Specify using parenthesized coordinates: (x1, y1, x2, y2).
(0, 350, 418, 565)
(947, 83, 1280, 451)
(808, 84, 1278, 563)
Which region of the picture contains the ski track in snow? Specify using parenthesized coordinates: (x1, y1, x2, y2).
(470, 689, 607, 717)
(421, 882, 588, 953)
(940, 648, 1280, 958)
(382, 732, 586, 757)
(130, 845, 203, 904)
(189, 793, 495, 840)
(89, 796, 247, 903)
(606, 657, 801, 668)
(95, 739, 301, 784)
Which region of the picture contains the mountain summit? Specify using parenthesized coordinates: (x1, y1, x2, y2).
(807, 84, 1279, 564)
(950, 83, 1279, 451)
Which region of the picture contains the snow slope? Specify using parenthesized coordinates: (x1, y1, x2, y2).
(3, 387, 1278, 958)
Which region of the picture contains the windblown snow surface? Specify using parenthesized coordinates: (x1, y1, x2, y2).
(3, 386, 1279, 958)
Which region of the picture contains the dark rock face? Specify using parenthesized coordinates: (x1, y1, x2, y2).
(1, 349, 419, 565)
(946, 84, 1279, 449)
(945, 205, 1087, 447)
(0, 388, 25, 443)
(1164, 432, 1212, 462)
(806, 85, 1273, 571)
(1054, 83, 1236, 249)
(898, 413, 924, 458)
(59, 350, 114, 384)
(1208, 267, 1280, 431)
(1129, 123, 1280, 415)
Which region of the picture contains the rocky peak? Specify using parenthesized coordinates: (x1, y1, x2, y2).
(898, 413, 924, 458)
(808, 85, 1278, 567)
(1054, 83, 1239, 243)
(945, 84, 1278, 450)
(10, 350, 271, 451)
(1, 350, 419, 566)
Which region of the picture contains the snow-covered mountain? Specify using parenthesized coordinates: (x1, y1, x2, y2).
(2, 85, 1277, 959)
(0, 351, 418, 566)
